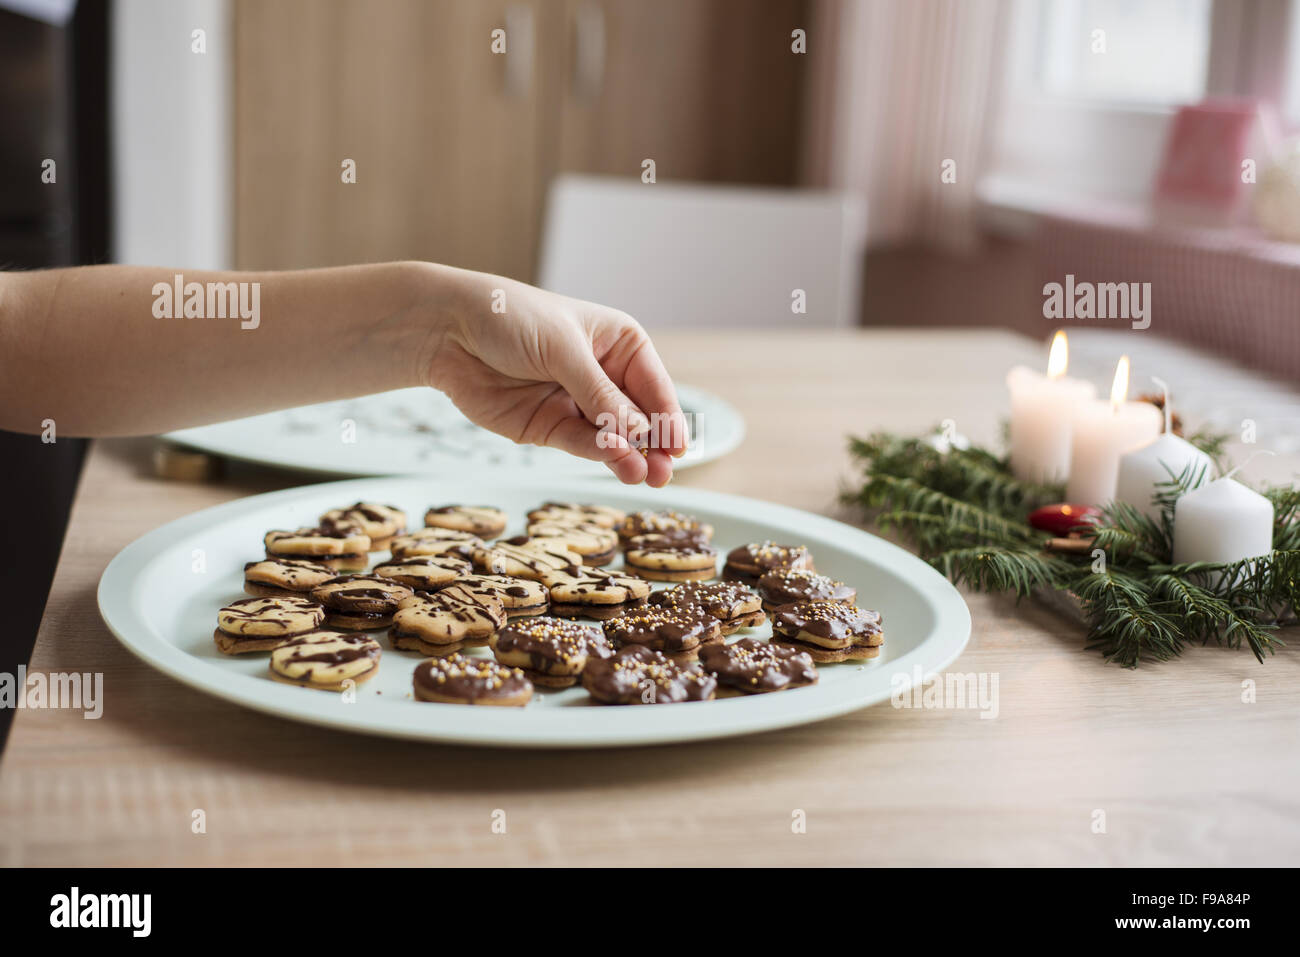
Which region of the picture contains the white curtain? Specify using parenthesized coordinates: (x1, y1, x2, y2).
(803, 0, 1011, 251)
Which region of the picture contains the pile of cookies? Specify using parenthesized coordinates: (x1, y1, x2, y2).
(214, 500, 884, 706)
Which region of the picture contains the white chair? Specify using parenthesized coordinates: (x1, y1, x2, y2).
(537, 174, 866, 328)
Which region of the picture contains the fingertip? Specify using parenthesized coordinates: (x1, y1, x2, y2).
(644, 450, 674, 487)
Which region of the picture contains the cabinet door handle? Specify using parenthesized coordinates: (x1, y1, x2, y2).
(572, 1, 605, 102)
(504, 4, 534, 98)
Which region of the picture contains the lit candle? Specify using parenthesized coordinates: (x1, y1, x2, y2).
(1006, 331, 1097, 484)
(1114, 378, 1215, 520)
(1173, 475, 1274, 565)
(1065, 356, 1163, 505)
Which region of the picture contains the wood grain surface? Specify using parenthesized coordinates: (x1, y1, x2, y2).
(2, 329, 1296, 866)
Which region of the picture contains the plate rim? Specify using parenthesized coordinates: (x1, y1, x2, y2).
(161, 383, 746, 479)
(97, 476, 971, 748)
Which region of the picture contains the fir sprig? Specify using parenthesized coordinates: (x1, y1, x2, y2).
(845, 427, 1299, 667)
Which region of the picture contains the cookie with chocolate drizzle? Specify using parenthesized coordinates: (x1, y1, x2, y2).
(413, 654, 533, 706)
(309, 575, 414, 630)
(214, 595, 325, 655)
(698, 637, 818, 695)
(449, 574, 550, 618)
(616, 509, 713, 543)
(582, 645, 717, 705)
(319, 502, 407, 551)
(472, 537, 583, 582)
(546, 567, 651, 620)
(770, 600, 884, 662)
(373, 554, 473, 591)
(601, 602, 723, 662)
(388, 527, 484, 560)
(389, 582, 507, 656)
(623, 539, 718, 582)
(489, 617, 612, 688)
(525, 520, 619, 565)
(242, 557, 337, 599)
(424, 504, 508, 537)
(269, 630, 381, 691)
(526, 502, 625, 529)
(263, 521, 372, 572)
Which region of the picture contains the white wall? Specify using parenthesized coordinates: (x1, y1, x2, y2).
(111, 0, 231, 268)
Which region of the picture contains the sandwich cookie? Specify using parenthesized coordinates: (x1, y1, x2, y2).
(308, 575, 414, 630)
(388, 527, 483, 560)
(447, 574, 550, 618)
(582, 645, 717, 705)
(214, 596, 324, 655)
(471, 537, 583, 582)
(319, 502, 406, 551)
(601, 603, 723, 662)
(623, 541, 718, 582)
(723, 541, 814, 583)
(623, 528, 712, 554)
(389, 583, 506, 656)
(546, 568, 652, 620)
(269, 631, 381, 691)
(489, 617, 612, 688)
(770, 601, 884, 662)
(413, 654, 533, 706)
(648, 580, 765, 634)
(698, 637, 818, 695)
(263, 523, 371, 572)
(757, 568, 857, 616)
(372, 554, 473, 590)
(524, 520, 619, 565)
(242, 557, 337, 599)
(424, 504, 509, 538)
(526, 502, 625, 530)
(616, 509, 713, 544)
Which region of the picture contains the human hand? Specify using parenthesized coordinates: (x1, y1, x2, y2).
(420, 266, 688, 487)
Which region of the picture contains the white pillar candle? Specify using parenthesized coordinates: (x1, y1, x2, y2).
(1116, 436, 1214, 521)
(1173, 478, 1274, 565)
(1065, 356, 1162, 505)
(1006, 331, 1097, 484)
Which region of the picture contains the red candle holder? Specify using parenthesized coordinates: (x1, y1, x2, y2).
(1028, 503, 1102, 537)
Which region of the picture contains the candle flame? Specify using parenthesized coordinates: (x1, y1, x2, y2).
(1110, 355, 1130, 411)
(1047, 330, 1068, 379)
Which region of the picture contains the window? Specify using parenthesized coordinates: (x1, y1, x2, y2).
(1037, 0, 1213, 105)
(1288, 2, 1300, 122)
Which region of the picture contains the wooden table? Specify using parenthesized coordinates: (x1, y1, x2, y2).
(3, 329, 1297, 866)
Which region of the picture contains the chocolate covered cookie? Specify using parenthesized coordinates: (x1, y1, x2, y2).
(319, 502, 406, 551)
(616, 509, 713, 543)
(525, 520, 619, 565)
(770, 601, 884, 662)
(214, 595, 324, 655)
(413, 654, 533, 706)
(601, 603, 723, 662)
(723, 541, 814, 583)
(372, 554, 473, 590)
(449, 574, 550, 618)
(309, 575, 414, 630)
(698, 637, 818, 695)
(623, 540, 718, 582)
(263, 523, 371, 572)
(424, 505, 508, 538)
(757, 569, 857, 615)
(582, 645, 717, 705)
(526, 502, 625, 529)
(242, 557, 337, 599)
(546, 567, 651, 620)
(648, 580, 765, 634)
(269, 630, 381, 691)
(489, 617, 612, 688)
(389, 582, 507, 656)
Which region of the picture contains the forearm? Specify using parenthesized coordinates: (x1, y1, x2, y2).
(0, 262, 445, 436)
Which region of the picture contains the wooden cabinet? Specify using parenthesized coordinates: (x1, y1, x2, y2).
(234, 0, 806, 280)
